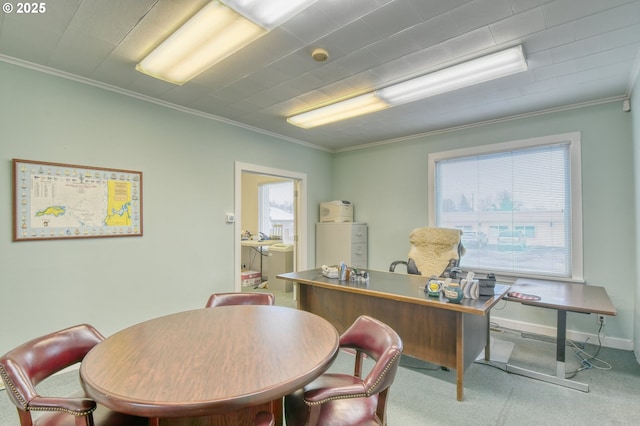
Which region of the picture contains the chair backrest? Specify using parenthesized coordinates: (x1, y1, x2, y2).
(0, 324, 103, 416)
(338, 315, 403, 398)
(407, 227, 464, 277)
(205, 292, 275, 308)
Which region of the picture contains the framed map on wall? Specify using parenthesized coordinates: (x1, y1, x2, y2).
(12, 159, 143, 241)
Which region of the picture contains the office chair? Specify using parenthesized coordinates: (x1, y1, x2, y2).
(205, 292, 275, 307)
(0, 324, 147, 426)
(389, 227, 464, 278)
(284, 315, 403, 426)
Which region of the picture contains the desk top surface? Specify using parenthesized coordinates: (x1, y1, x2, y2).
(80, 306, 339, 418)
(279, 269, 509, 316)
(505, 278, 617, 315)
(240, 239, 282, 247)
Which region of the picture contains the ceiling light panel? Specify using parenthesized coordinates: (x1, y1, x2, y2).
(287, 93, 390, 129)
(222, 0, 320, 29)
(137, 1, 266, 85)
(377, 45, 528, 105)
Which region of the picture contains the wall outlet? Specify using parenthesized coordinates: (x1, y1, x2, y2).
(596, 314, 606, 325)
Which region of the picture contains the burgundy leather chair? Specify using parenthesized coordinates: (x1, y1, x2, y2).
(0, 324, 147, 426)
(254, 411, 275, 426)
(284, 315, 404, 426)
(205, 292, 275, 307)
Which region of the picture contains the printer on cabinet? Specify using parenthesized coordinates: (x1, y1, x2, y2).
(320, 200, 353, 223)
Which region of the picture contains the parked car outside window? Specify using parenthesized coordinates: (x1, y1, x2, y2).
(497, 231, 526, 249)
(461, 231, 488, 248)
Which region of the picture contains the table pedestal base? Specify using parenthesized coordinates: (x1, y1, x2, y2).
(149, 400, 281, 426)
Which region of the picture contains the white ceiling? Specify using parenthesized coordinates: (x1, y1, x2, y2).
(1, 0, 639, 151)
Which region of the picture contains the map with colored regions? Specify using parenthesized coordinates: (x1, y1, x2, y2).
(13, 160, 142, 240)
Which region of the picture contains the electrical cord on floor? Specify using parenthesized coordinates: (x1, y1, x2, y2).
(564, 323, 612, 379)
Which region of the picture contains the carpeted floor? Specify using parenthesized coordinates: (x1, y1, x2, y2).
(2, 290, 639, 425)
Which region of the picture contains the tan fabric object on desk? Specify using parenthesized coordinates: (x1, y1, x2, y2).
(408, 227, 464, 277)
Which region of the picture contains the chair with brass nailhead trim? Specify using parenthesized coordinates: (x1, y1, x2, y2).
(0, 324, 147, 426)
(284, 315, 403, 426)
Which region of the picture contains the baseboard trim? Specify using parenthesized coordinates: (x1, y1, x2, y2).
(492, 316, 633, 351)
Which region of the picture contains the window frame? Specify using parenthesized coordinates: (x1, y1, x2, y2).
(428, 132, 583, 283)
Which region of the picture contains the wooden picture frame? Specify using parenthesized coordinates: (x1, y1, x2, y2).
(12, 159, 143, 241)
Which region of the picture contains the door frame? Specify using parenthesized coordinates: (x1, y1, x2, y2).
(234, 162, 308, 291)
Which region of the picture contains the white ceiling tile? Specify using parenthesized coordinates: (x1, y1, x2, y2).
(574, 2, 640, 40)
(315, 0, 384, 26)
(550, 35, 602, 63)
(408, 14, 464, 49)
(576, 45, 640, 71)
(442, 27, 497, 58)
(490, 7, 546, 45)
(407, 0, 474, 20)
(401, 45, 453, 74)
(509, 0, 554, 14)
(49, 30, 116, 75)
(362, 0, 424, 39)
(523, 23, 575, 53)
(364, 26, 424, 62)
(533, 60, 578, 81)
(543, 0, 636, 27)
(450, 0, 514, 33)
(68, 0, 156, 44)
(601, 24, 640, 50)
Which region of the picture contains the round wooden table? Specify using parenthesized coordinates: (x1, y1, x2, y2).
(80, 306, 339, 425)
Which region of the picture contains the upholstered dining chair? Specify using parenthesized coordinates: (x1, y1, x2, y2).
(0, 324, 147, 426)
(205, 292, 275, 307)
(284, 315, 404, 426)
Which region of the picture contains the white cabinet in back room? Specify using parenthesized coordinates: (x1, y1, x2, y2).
(315, 222, 367, 269)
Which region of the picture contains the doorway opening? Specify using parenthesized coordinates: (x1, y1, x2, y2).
(234, 162, 307, 305)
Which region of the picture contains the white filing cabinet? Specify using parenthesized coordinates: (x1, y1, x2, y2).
(316, 222, 367, 268)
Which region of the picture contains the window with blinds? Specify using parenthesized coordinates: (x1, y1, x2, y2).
(428, 133, 583, 280)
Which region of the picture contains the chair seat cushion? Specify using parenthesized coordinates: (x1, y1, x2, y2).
(285, 374, 380, 426)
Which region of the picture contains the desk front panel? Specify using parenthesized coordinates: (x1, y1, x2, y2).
(297, 283, 488, 371)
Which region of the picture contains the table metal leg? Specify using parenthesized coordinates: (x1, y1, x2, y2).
(505, 309, 589, 392)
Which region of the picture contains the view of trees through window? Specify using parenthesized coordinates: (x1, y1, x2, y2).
(434, 140, 578, 278)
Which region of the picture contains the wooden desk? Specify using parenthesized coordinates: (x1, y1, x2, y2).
(80, 306, 339, 426)
(504, 278, 617, 392)
(278, 269, 510, 401)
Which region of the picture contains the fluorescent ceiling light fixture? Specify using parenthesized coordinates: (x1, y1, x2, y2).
(136, 1, 266, 85)
(137, 0, 318, 85)
(377, 45, 528, 105)
(222, 0, 320, 29)
(287, 93, 390, 129)
(287, 46, 527, 129)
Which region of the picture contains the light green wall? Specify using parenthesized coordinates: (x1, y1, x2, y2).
(0, 61, 332, 353)
(334, 102, 636, 344)
(632, 72, 640, 360)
